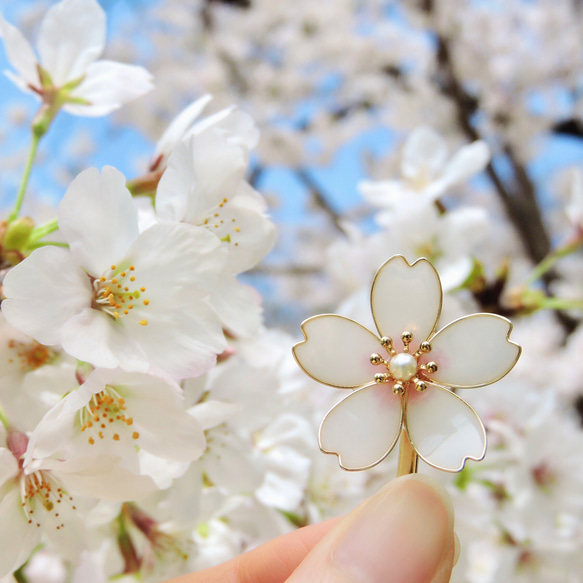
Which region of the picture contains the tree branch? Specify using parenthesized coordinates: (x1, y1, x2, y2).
(295, 168, 344, 233)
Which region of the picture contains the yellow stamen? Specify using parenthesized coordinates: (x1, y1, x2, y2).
(139, 319, 148, 326)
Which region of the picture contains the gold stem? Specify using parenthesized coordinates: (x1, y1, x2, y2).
(397, 428, 418, 476)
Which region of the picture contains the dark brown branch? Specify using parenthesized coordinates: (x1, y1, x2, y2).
(295, 168, 344, 233)
(434, 36, 551, 264)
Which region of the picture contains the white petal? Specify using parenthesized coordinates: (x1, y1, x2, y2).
(427, 314, 521, 388)
(58, 166, 139, 276)
(154, 94, 213, 159)
(359, 180, 406, 210)
(0, 448, 19, 488)
(319, 383, 402, 470)
(119, 372, 206, 462)
(204, 432, 264, 493)
(214, 206, 276, 274)
(401, 126, 448, 181)
(130, 303, 226, 379)
(430, 141, 490, 197)
(2, 247, 92, 346)
(189, 401, 240, 431)
(63, 61, 153, 116)
(0, 15, 39, 87)
(370, 255, 442, 352)
(130, 221, 225, 298)
(156, 131, 247, 224)
(405, 384, 486, 471)
(37, 0, 106, 86)
(293, 315, 381, 388)
(208, 274, 262, 337)
(61, 308, 135, 370)
(0, 488, 41, 579)
(201, 110, 260, 151)
(40, 456, 157, 501)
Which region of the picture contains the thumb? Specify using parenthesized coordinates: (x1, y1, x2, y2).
(286, 474, 456, 583)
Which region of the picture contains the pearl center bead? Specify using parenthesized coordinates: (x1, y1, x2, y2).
(389, 353, 417, 381)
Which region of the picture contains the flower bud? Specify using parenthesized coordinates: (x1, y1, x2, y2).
(3, 217, 34, 251)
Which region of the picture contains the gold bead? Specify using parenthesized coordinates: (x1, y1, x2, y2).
(401, 331, 413, 344)
(380, 337, 392, 348)
(415, 380, 428, 392)
(375, 373, 389, 383)
(370, 353, 383, 365)
(392, 383, 404, 396)
(420, 341, 432, 353)
(426, 362, 438, 374)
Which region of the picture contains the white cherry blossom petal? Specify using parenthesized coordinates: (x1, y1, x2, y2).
(64, 60, 153, 117)
(37, 0, 106, 86)
(0, 15, 39, 87)
(2, 247, 92, 346)
(154, 94, 213, 159)
(156, 132, 247, 224)
(319, 383, 402, 470)
(61, 308, 139, 370)
(215, 206, 277, 274)
(0, 488, 42, 579)
(129, 304, 226, 379)
(370, 255, 442, 352)
(401, 126, 448, 181)
(405, 384, 486, 472)
(427, 314, 521, 388)
(125, 222, 227, 299)
(58, 166, 139, 276)
(0, 448, 19, 488)
(207, 273, 262, 337)
(35, 456, 157, 501)
(204, 433, 265, 494)
(428, 141, 490, 198)
(293, 315, 381, 388)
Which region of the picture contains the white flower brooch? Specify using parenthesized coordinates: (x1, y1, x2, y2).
(293, 255, 521, 474)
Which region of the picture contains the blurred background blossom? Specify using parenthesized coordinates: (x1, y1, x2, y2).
(2, 1, 583, 582)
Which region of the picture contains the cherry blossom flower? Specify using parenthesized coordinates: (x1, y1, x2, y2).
(293, 255, 521, 472)
(24, 368, 207, 473)
(151, 95, 259, 171)
(155, 127, 276, 336)
(0, 0, 153, 117)
(360, 126, 490, 212)
(0, 313, 78, 431)
(0, 427, 156, 579)
(1, 166, 228, 378)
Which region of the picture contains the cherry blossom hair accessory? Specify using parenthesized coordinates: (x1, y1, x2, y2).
(293, 255, 521, 476)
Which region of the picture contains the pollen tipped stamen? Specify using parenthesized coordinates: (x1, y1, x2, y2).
(92, 266, 150, 324)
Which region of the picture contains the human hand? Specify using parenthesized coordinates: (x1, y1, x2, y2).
(169, 474, 458, 583)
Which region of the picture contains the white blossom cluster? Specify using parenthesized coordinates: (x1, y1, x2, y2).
(1, 1, 583, 583)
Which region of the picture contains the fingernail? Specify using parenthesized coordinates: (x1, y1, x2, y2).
(333, 474, 453, 583)
(454, 532, 461, 566)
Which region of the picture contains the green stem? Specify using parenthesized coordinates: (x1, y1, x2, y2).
(26, 241, 69, 251)
(13, 565, 30, 583)
(8, 132, 41, 224)
(28, 218, 58, 244)
(538, 296, 583, 311)
(524, 237, 583, 287)
(0, 402, 10, 431)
